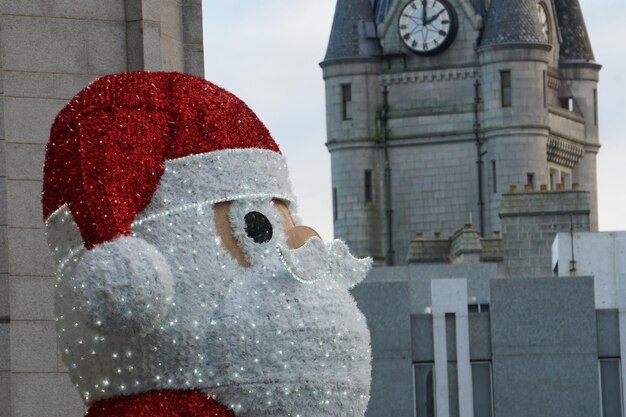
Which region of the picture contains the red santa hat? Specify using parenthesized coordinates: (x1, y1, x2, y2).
(42, 71, 294, 249)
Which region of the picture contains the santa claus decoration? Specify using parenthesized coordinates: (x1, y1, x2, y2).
(42, 71, 372, 417)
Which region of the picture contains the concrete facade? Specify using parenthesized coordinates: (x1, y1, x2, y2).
(322, 0, 601, 265)
(0, 2, 204, 416)
(490, 277, 600, 417)
(355, 264, 615, 417)
(553, 231, 626, 412)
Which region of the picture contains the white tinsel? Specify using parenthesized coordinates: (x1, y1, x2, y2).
(47, 149, 372, 417)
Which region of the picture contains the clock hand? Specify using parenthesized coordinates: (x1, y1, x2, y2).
(425, 9, 445, 26)
(421, 0, 427, 25)
(403, 13, 423, 26)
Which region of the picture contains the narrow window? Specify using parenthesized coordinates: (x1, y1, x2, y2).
(543, 71, 547, 107)
(599, 359, 623, 417)
(341, 84, 352, 120)
(364, 170, 372, 203)
(491, 160, 497, 193)
(526, 173, 535, 190)
(468, 304, 491, 313)
(332, 187, 338, 222)
(414, 363, 435, 417)
(500, 70, 511, 107)
(594, 88, 598, 126)
(472, 362, 494, 417)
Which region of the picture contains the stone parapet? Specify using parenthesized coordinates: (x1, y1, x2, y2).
(407, 226, 503, 264)
(406, 233, 451, 264)
(500, 189, 591, 217)
(450, 225, 483, 260)
(480, 236, 504, 263)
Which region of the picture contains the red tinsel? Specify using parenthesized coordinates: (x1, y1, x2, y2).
(42, 71, 280, 249)
(85, 390, 235, 417)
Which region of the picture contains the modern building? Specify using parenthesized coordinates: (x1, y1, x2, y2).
(352, 189, 626, 417)
(0, 2, 204, 416)
(322, 1, 622, 417)
(321, 0, 601, 265)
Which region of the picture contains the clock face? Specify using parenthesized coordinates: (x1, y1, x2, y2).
(398, 0, 458, 56)
(537, 3, 550, 43)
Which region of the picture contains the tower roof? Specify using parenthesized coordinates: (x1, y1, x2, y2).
(480, 0, 545, 47)
(323, 0, 381, 62)
(553, 0, 595, 61)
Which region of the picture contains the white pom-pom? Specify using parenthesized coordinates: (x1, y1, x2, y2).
(72, 236, 174, 336)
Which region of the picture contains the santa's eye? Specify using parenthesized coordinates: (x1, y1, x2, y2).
(244, 211, 273, 244)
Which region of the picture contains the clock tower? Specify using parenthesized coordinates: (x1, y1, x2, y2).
(321, 0, 600, 265)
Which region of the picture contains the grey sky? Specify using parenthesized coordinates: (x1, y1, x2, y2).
(203, 0, 626, 242)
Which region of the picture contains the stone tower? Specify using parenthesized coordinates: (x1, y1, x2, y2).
(0, 2, 203, 416)
(321, 0, 600, 265)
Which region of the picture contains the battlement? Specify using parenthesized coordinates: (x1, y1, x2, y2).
(407, 225, 503, 264)
(406, 185, 590, 276)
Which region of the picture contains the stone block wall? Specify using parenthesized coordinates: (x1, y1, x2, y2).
(390, 140, 480, 262)
(0, 1, 203, 415)
(331, 145, 383, 260)
(323, 60, 381, 143)
(500, 189, 590, 277)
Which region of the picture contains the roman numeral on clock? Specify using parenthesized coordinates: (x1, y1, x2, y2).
(398, 0, 457, 55)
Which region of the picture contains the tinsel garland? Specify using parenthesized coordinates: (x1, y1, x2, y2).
(86, 390, 235, 417)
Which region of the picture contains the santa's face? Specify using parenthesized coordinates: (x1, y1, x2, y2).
(201, 197, 372, 416)
(43, 72, 372, 417)
(55, 191, 372, 417)
(137, 196, 372, 417)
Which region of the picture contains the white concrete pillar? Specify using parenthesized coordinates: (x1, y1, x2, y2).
(431, 278, 474, 417)
(432, 312, 450, 417)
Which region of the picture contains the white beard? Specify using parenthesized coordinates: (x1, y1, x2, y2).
(205, 237, 372, 417)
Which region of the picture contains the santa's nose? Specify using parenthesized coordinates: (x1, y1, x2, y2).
(285, 226, 321, 249)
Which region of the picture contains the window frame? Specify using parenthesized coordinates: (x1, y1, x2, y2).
(500, 70, 512, 108)
(364, 170, 373, 203)
(332, 187, 338, 222)
(599, 358, 624, 417)
(491, 160, 497, 194)
(341, 83, 353, 121)
(471, 361, 495, 417)
(413, 362, 436, 417)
